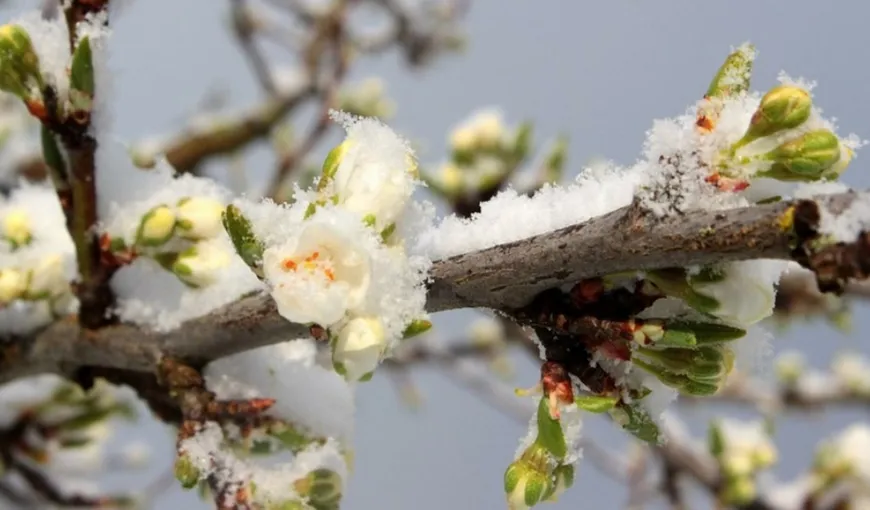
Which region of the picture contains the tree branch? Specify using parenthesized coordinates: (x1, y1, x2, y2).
(2, 191, 868, 384)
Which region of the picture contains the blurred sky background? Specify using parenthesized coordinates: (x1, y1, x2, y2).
(3, 1, 870, 509)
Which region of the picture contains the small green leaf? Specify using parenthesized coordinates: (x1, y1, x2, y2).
(402, 319, 432, 339)
(574, 395, 619, 414)
(268, 425, 313, 453)
(706, 44, 754, 99)
(615, 402, 661, 444)
(222, 205, 264, 275)
(708, 421, 725, 458)
(756, 195, 783, 205)
(535, 397, 566, 460)
(380, 222, 396, 242)
(40, 125, 66, 184)
(70, 37, 94, 96)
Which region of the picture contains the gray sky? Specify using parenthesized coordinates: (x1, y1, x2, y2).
(4, 1, 870, 509)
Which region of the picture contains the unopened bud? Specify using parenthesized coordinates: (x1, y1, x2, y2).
(734, 85, 812, 149)
(318, 141, 352, 191)
(171, 242, 231, 288)
(0, 268, 27, 303)
(332, 316, 387, 382)
(721, 475, 757, 505)
(1, 208, 31, 247)
(135, 205, 176, 247)
(822, 144, 854, 180)
(174, 454, 201, 490)
(722, 451, 754, 478)
(706, 43, 755, 99)
(504, 459, 552, 510)
(752, 443, 778, 469)
(759, 130, 841, 181)
(176, 197, 225, 240)
(0, 24, 43, 99)
(545, 463, 575, 502)
(26, 254, 68, 299)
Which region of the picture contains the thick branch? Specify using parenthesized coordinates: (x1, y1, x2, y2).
(3, 191, 867, 383)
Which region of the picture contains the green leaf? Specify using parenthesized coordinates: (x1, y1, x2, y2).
(380, 222, 396, 242)
(708, 421, 725, 457)
(268, 424, 315, 453)
(615, 402, 661, 444)
(705, 44, 754, 99)
(402, 319, 432, 339)
(535, 397, 566, 460)
(574, 395, 619, 414)
(70, 36, 94, 96)
(222, 205, 265, 275)
(40, 125, 66, 183)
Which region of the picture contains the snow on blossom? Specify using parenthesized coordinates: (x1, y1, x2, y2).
(0, 182, 77, 334)
(326, 111, 420, 232)
(235, 196, 429, 350)
(10, 11, 70, 105)
(97, 140, 261, 331)
(690, 259, 789, 328)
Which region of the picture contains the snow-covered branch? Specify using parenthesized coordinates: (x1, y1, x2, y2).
(2, 189, 866, 387)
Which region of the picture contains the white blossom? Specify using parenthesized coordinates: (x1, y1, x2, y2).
(690, 260, 788, 327)
(172, 240, 233, 288)
(263, 221, 371, 326)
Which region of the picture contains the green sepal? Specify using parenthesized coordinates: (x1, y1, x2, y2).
(69, 36, 94, 101)
(612, 401, 661, 444)
(574, 394, 619, 414)
(221, 205, 265, 276)
(402, 319, 432, 339)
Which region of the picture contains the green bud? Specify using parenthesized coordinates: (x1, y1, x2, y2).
(721, 475, 757, 505)
(135, 205, 176, 247)
(0, 24, 43, 99)
(504, 459, 551, 510)
(69, 36, 94, 115)
(706, 43, 755, 99)
(174, 454, 201, 490)
(758, 129, 841, 181)
(402, 318, 432, 339)
(221, 204, 265, 277)
(545, 463, 575, 502)
(574, 394, 619, 414)
(734, 85, 812, 149)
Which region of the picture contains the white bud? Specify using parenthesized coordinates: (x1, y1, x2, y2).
(175, 197, 225, 240)
(27, 254, 68, 299)
(332, 316, 386, 381)
(172, 241, 231, 288)
(0, 268, 27, 302)
(2, 208, 31, 247)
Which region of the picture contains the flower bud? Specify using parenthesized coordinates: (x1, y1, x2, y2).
(721, 475, 757, 505)
(176, 197, 225, 240)
(759, 130, 841, 181)
(26, 254, 68, 299)
(504, 459, 552, 510)
(734, 85, 812, 148)
(0, 268, 27, 303)
(822, 144, 854, 180)
(0, 24, 43, 99)
(135, 205, 176, 247)
(450, 125, 477, 154)
(1, 208, 31, 247)
(722, 451, 754, 478)
(174, 454, 201, 489)
(332, 316, 387, 382)
(545, 463, 575, 502)
(171, 243, 231, 288)
(752, 443, 778, 469)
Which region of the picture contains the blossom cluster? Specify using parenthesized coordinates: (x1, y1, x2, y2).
(0, 183, 76, 334)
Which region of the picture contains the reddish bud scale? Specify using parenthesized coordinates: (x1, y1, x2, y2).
(24, 98, 47, 121)
(569, 278, 604, 306)
(541, 361, 574, 419)
(706, 173, 749, 192)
